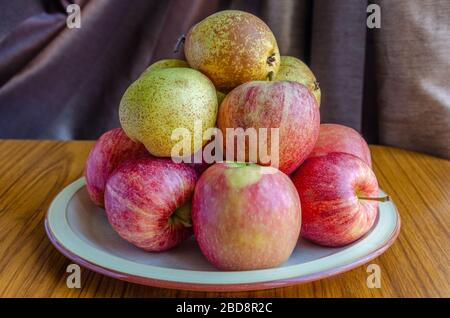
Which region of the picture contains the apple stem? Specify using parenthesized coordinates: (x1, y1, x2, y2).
(267, 71, 274, 81)
(169, 200, 192, 227)
(173, 34, 186, 53)
(358, 195, 390, 202)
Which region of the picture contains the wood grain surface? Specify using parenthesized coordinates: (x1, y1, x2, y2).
(0, 140, 448, 298)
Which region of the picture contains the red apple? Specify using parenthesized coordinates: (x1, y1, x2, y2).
(308, 123, 372, 167)
(217, 81, 320, 174)
(192, 162, 301, 270)
(104, 158, 197, 252)
(291, 152, 383, 247)
(85, 128, 149, 206)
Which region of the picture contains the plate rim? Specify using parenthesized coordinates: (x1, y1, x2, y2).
(44, 177, 401, 292)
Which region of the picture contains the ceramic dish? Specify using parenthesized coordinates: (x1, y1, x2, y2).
(45, 177, 400, 291)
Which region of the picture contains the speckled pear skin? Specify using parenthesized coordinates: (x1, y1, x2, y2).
(141, 59, 189, 77)
(275, 56, 321, 106)
(141, 59, 226, 107)
(119, 67, 218, 157)
(185, 10, 280, 92)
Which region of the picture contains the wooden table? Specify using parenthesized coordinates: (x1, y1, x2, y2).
(0, 140, 448, 298)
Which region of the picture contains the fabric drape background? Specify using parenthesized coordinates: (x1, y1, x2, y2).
(0, 0, 449, 159)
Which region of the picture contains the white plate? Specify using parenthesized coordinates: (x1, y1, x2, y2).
(45, 177, 400, 291)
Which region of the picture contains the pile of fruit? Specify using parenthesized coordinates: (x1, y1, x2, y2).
(85, 10, 387, 271)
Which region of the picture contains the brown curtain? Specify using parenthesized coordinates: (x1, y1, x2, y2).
(0, 0, 449, 159)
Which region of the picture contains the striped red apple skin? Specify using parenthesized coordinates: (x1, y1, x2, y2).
(291, 152, 378, 247)
(84, 128, 149, 207)
(218, 81, 320, 174)
(104, 158, 197, 252)
(308, 124, 372, 167)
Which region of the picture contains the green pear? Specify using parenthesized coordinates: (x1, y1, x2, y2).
(141, 59, 189, 76)
(143, 58, 225, 105)
(275, 56, 321, 106)
(119, 67, 218, 157)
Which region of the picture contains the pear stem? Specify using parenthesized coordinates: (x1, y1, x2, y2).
(173, 34, 186, 53)
(267, 71, 274, 81)
(267, 53, 276, 66)
(314, 80, 320, 91)
(358, 195, 390, 202)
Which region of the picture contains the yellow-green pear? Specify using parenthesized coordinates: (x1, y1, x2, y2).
(141, 59, 189, 76)
(185, 10, 280, 92)
(275, 56, 321, 106)
(143, 59, 225, 105)
(119, 67, 218, 157)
